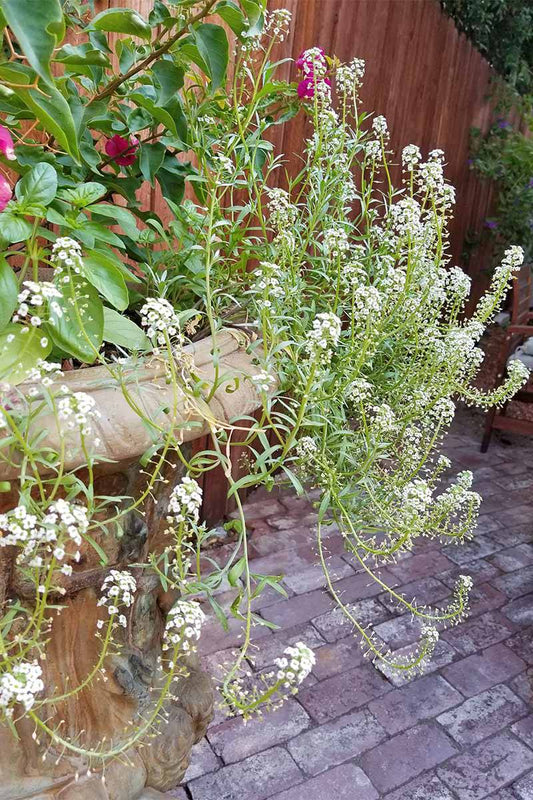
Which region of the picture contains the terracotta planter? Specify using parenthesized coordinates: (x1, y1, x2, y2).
(0, 330, 266, 800)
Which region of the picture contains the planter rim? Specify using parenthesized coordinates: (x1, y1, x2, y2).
(0, 329, 271, 479)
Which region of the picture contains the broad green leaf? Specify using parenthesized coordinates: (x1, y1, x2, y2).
(228, 556, 246, 586)
(152, 60, 184, 106)
(87, 248, 142, 284)
(82, 252, 129, 310)
(88, 204, 140, 241)
(241, 0, 263, 36)
(157, 166, 185, 205)
(0, 212, 32, 244)
(48, 276, 103, 363)
(90, 8, 151, 40)
(193, 24, 229, 90)
(103, 307, 149, 350)
(20, 86, 80, 162)
(215, 1, 246, 35)
(0, 324, 52, 385)
(79, 221, 125, 249)
(59, 182, 106, 208)
(0, 257, 18, 332)
(54, 44, 110, 67)
(139, 142, 166, 186)
(16, 162, 57, 207)
(129, 91, 179, 137)
(1, 0, 65, 85)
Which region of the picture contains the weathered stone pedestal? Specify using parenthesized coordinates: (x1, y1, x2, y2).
(0, 331, 265, 799)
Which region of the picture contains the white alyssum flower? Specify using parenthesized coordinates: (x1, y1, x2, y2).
(264, 7, 291, 41)
(140, 297, 182, 348)
(51, 237, 83, 282)
(323, 226, 350, 257)
(44, 499, 89, 550)
(266, 187, 297, 227)
(163, 599, 206, 652)
(57, 391, 100, 436)
(252, 265, 284, 311)
(372, 115, 388, 137)
(365, 140, 382, 161)
(250, 370, 276, 393)
(296, 435, 318, 460)
(13, 281, 63, 326)
(299, 47, 327, 76)
(347, 377, 372, 403)
(335, 58, 365, 93)
(27, 360, 63, 388)
(402, 144, 421, 171)
(215, 154, 234, 174)
(167, 476, 203, 525)
(306, 312, 342, 362)
(0, 661, 44, 715)
(274, 642, 315, 687)
(97, 570, 137, 626)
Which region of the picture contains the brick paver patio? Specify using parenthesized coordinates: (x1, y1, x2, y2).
(168, 407, 533, 800)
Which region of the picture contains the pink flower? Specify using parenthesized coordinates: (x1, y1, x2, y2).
(297, 75, 331, 100)
(104, 134, 139, 166)
(0, 174, 12, 211)
(0, 126, 15, 161)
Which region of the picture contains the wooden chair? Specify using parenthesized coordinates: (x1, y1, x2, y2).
(481, 262, 533, 451)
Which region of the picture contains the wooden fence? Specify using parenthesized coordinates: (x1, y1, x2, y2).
(92, 0, 512, 520)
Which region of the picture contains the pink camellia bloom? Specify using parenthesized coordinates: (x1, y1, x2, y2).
(104, 134, 140, 166)
(297, 75, 331, 100)
(0, 126, 15, 161)
(0, 174, 12, 211)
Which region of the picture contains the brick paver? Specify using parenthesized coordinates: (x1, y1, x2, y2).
(168, 410, 533, 799)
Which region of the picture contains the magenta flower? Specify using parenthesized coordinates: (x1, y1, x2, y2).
(0, 126, 15, 161)
(297, 75, 331, 100)
(0, 174, 12, 211)
(104, 134, 140, 166)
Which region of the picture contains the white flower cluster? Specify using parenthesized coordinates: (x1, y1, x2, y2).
(296, 435, 318, 460)
(365, 140, 382, 161)
(252, 266, 284, 311)
(353, 286, 382, 321)
(299, 47, 327, 76)
(13, 281, 62, 327)
(51, 237, 83, 281)
(335, 57, 365, 93)
(274, 642, 315, 687)
(267, 187, 297, 228)
(402, 144, 421, 171)
(347, 377, 372, 403)
(57, 390, 100, 436)
(97, 570, 137, 627)
(163, 599, 206, 652)
(420, 625, 439, 646)
(27, 360, 63, 388)
(306, 312, 341, 362)
(0, 661, 44, 715)
(140, 297, 182, 348)
(323, 226, 350, 257)
(215, 154, 234, 174)
(372, 115, 389, 138)
(0, 500, 88, 569)
(458, 574, 473, 592)
(167, 475, 203, 525)
(401, 479, 433, 515)
(264, 8, 291, 41)
(250, 370, 276, 393)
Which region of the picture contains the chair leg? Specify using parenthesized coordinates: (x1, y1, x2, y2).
(481, 407, 496, 452)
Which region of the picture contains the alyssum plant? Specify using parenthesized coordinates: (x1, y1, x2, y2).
(0, 0, 529, 774)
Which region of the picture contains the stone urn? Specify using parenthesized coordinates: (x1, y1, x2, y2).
(0, 330, 265, 800)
